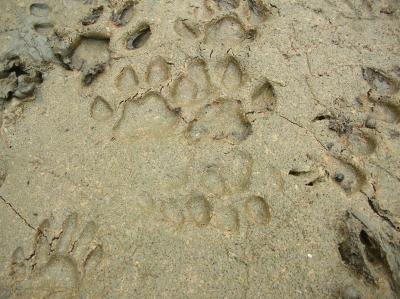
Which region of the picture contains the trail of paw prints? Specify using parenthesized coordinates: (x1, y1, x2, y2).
(333, 70, 400, 299)
(30, 1, 279, 141)
(88, 54, 278, 144)
(357, 67, 400, 229)
(2, 213, 103, 298)
(135, 149, 272, 234)
(309, 66, 400, 234)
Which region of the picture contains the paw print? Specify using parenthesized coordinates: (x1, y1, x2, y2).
(113, 92, 179, 142)
(326, 0, 399, 19)
(28, 3, 54, 36)
(139, 149, 272, 233)
(189, 148, 271, 232)
(311, 67, 400, 197)
(323, 153, 367, 195)
(174, 0, 275, 46)
(348, 67, 400, 162)
(359, 67, 400, 125)
(88, 55, 180, 142)
(204, 0, 273, 25)
(171, 56, 276, 144)
(6, 213, 103, 298)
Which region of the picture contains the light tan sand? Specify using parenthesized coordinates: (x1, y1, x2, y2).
(0, 0, 400, 298)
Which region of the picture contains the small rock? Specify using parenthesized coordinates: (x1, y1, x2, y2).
(365, 117, 376, 129)
(335, 172, 344, 182)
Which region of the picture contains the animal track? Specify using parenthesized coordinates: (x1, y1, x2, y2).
(245, 195, 271, 226)
(113, 92, 179, 141)
(94, 54, 277, 144)
(170, 57, 276, 141)
(169, 56, 277, 122)
(251, 79, 277, 112)
(324, 155, 366, 195)
(205, 0, 272, 25)
(114, 65, 139, 92)
(362, 67, 399, 97)
(173, 0, 273, 45)
(126, 24, 152, 50)
(145, 56, 170, 86)
(134, 148, 271, 232)
(220, 56, 243, 89)
(205, 16, 249, 46)
(30, 3, 51, 17)
(345, 130, 377, 156)
(70, 36, 111, 85)
(170, 58, 211, 110)
(173, 18, 200, 39)
(5, 214, 103, 298)
(90, 96, 113, 121)
(186, 99, 252, 143)
(317, 66, 399, 199)
(359, 67, 400, 124)
(185, 194, 212, 226)
(111, 0, 134, 26)
(150, 192, 271, 232)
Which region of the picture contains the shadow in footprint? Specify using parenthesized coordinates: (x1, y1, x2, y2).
(126, 24, 152, 50)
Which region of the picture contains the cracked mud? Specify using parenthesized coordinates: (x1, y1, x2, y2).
(0, 0, 400, 298)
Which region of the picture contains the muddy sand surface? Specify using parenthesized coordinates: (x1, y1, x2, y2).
(0, 0, 400, 298)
